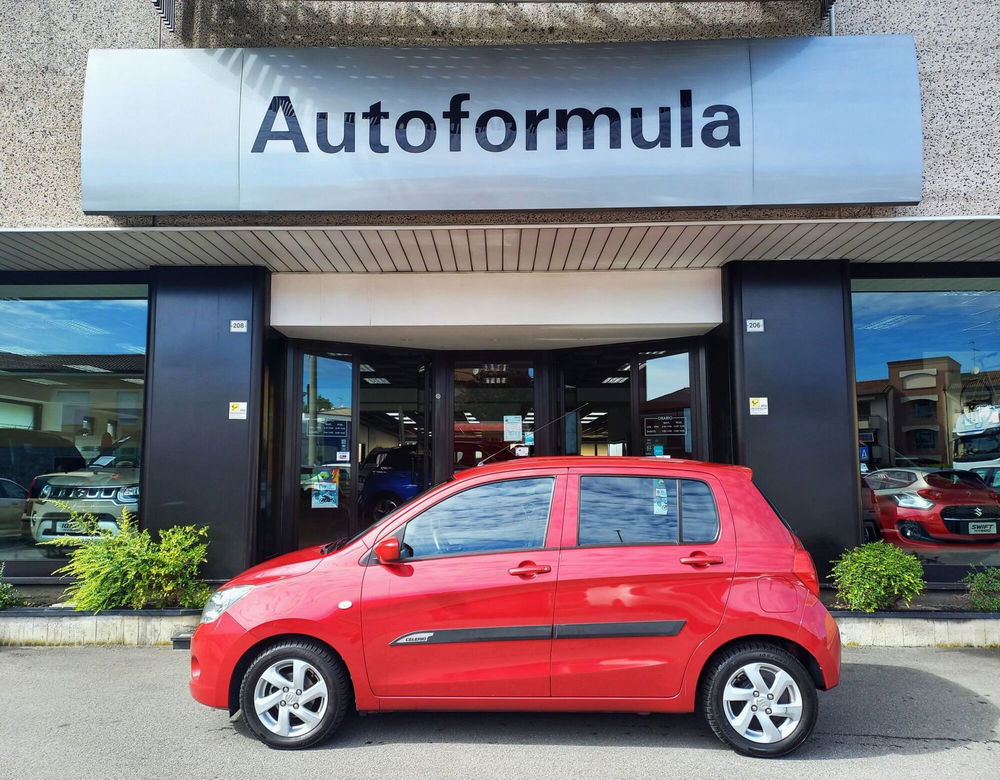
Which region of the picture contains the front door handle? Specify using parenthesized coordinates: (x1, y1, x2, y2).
(508, 562, 552, 577)
(679, 553, 725, 567)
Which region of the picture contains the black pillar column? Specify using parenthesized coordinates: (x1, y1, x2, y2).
(143, 266, 269, 580)
(726, 261, 860, 576)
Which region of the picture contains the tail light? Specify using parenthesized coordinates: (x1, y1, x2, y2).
(791, 534, 820, 596)
(24, 477, 37, 515)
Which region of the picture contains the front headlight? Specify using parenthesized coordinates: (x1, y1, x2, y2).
(893, 492, 935, 510)
(200, 585, 254, 624)
(117, 485, 140, 503)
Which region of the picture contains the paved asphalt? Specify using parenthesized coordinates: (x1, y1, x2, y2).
(0, 646, 997, 779)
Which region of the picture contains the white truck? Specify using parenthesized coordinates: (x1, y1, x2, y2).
(953, 405, 1000, 469)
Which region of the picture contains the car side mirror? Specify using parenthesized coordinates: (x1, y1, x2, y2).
(374, 537, 401, 565)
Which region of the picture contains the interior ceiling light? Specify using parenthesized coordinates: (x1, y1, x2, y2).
(359, 364, 374, 372)
(364, 377, 391, 385)
(386, 412, 400, 417)
(64, 364, 111, 373)
(22, 377, 64, 385)
(602, 376, 628, 384)
(121, 378, 144, 384)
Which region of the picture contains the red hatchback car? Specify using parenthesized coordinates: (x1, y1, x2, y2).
(863, 467, 1000, 549)
(190, 458, 840, 757)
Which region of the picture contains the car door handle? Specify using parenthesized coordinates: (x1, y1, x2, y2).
(679, 553, 725, 567)
(508, 563, 552, 577)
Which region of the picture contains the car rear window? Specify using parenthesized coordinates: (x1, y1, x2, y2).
(578, 476, 719, 546)
(926, 470, 987, 489)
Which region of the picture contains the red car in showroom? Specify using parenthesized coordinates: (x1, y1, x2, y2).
(863, 467, 1000, 549)
(190, 457, 840, 758)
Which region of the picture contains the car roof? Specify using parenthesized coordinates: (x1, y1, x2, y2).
(451, 456, 752, 481)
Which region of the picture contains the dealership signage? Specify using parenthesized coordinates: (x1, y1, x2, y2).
(81, 37, 922, 213)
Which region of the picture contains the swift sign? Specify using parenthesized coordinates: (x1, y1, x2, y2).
(81, 37, 922, 213)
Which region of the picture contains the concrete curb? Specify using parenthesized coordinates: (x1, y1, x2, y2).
(2, 609, 999, 648)
(0, 608, 200, 646)
(831, 610, 1000, 647)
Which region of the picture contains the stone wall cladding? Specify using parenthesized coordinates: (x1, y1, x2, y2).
(0, 1, 996, 229)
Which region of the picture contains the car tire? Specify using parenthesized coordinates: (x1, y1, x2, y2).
(700, 642, 818, 758)
(371, 493, 402, 520)
(238, 640, 351, 750)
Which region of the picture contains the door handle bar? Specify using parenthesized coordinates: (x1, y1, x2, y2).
(508, 564, 552, 577)
(679, 554, 725, 567)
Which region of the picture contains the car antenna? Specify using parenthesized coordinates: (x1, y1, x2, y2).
(476, 403, 590, 466)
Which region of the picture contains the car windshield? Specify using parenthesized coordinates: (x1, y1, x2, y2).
(86, 437, 141, 469)
(954, 431, 1000, 461)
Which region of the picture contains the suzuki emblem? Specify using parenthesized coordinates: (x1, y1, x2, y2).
(974, 507, 983, 517)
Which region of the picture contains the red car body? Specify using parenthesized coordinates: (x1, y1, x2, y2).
(190, 457, 839, 752)
(864, 468, 1000, 550)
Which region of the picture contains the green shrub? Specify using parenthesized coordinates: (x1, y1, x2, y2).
(963, 567, 1000, 612)
(46, 503, 211, 612)
(0, 563, 22, 610)
(830, 541, 925, 612)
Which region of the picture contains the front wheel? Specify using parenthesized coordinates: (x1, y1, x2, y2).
(238, 640, 351, 750)
(701, 642, 818, 757)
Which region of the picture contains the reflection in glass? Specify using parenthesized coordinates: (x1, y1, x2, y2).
(401, 477, 552, 558)
(357, 351, 430, 523)
(299, 353, 353, 548)
(853, 284, 1000, 567)
(580, 476, 678, 545)
(0, 290, 147, 562)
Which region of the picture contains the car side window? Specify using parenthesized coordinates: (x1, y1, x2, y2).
(0, 480, 26, 499)
(400, 477, 554, 560)
(578, 476, 719, 546)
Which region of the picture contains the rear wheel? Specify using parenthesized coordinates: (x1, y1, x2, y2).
(238, 640, 350, 750)
(701, 642, 818, 757)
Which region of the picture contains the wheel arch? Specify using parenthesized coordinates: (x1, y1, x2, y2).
(693, 634, 827, 700)
(227, 633, 355, 716)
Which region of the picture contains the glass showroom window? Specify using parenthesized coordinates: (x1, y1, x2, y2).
(853, 280, 1000, 569)
(0, 285, 147, 563)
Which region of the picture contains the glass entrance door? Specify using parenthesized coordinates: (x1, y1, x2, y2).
(299, 351, 355, 548)
(453, 361, 535, 475)
(357, 349, 432, 522)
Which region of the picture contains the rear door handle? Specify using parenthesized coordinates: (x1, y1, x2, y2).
(679, 553, 725, 567)
(508, 563, 552, 577)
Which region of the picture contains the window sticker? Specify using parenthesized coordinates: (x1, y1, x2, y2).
(311, 468, 340, 509)
(654, 478, 670, 516)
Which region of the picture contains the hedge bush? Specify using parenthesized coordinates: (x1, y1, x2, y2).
(963, 567, 1000, 612)
(0, 563, 22, 610)
(830, 541, 925, 612)
(46, 504, 211, 612)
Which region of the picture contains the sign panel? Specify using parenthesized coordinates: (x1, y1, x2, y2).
(644, 413, 687, 437)
(82, 37, 922, 213)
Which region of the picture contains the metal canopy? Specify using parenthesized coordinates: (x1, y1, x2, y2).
(1, 216, 998, 274)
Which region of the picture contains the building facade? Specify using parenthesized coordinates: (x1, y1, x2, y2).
(3, 0, 1000, 585)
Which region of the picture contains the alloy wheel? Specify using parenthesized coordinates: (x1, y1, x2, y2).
(252, 659, 329, 738)
(721, 661, 803, 744)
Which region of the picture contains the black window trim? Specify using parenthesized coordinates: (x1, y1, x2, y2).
(395, 475, 557, 563)
(575, 473, 721, 549)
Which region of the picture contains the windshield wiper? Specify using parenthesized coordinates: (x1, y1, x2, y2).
(320, 537, 351, 554)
